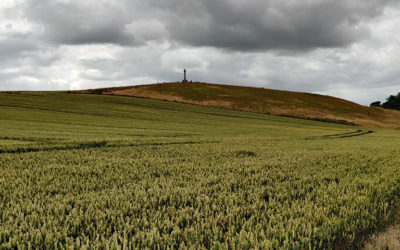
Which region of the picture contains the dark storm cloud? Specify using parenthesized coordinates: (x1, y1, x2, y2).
(23, 0, 391, 51)
(165, 0, 389, 51)
(24, 0, 137, 46)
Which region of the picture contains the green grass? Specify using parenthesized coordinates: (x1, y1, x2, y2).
(1, 91, 400, 248)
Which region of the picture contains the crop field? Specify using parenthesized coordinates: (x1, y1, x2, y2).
(1, 91, 400, 248)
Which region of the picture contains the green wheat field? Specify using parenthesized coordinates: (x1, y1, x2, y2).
(1, 91, 400, 248)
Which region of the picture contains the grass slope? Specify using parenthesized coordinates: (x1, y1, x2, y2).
(76, 82, 400, 129)
(0, 91, 400, 248)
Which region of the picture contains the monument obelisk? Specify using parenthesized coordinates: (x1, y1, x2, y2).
(182, 69, 187, 83)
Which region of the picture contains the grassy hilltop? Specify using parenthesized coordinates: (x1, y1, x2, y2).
(0, 91, 400, 248)
(77, 82, 400, 129)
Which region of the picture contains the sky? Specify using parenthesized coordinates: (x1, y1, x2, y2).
(1, 0, 400, 105)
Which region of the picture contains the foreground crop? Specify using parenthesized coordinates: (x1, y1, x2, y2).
(0, 92, 399, 248)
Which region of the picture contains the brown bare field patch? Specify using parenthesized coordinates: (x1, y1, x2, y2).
(364, 225, 400, 250)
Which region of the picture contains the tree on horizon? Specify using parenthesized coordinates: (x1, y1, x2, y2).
(371, 92, 400, 110)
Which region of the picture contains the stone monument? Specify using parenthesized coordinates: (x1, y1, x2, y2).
(182, 69, 188, 83)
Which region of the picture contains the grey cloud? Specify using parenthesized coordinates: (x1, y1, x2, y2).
(0, 37, 38, 60)
(165, 0, 389, 51)
(22, 0, 393, 51)
(24, 0, 136, 46)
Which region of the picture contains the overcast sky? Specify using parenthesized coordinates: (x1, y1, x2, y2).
(1, 0, 399, 105)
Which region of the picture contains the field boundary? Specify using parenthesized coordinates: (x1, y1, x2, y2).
(305, 130, 374, 140)
(0, 140, 217, 155)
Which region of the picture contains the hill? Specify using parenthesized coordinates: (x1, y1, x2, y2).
(76, 82, 400, 129)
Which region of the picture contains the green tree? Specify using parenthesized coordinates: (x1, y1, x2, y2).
(369, 101, 381, 107)
(382, 92, 400, 110)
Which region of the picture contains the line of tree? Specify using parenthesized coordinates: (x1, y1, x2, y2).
(370, 92, 400, 110)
